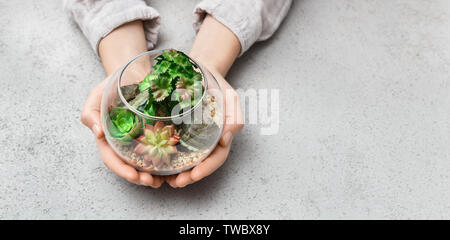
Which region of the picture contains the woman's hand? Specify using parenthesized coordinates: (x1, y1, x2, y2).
(165, 70, 244, 188)
(82, 69, 242, 188)
(81, 14, 243, 188)
(81, 77, 164, 188)
(80, 20, 166, 187)
(165, 14, 243, 187)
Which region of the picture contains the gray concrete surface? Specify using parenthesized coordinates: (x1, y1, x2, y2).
(1, 0, 450, 219)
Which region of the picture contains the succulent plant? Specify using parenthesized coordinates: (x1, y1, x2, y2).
(108, 107, 142, 143)
(138, 49, 204, 117)
(140, 72, 172, 102)
(175, 76, 203, 108)
(134, 121, 181, 168)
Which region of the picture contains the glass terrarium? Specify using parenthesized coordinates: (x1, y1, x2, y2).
(101, 49, 224, 175)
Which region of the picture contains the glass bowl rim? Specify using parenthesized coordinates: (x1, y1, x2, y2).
(117, 49, 209, 121)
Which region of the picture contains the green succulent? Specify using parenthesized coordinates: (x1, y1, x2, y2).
(140, 72, 172, 102)
(138, 49, 203, 116)
(175, 76, 203, 108)
(108, 107, 142, 143)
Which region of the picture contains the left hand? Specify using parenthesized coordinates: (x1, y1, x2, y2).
(165, 70, 244, 187)
(81, 77, 165, 188)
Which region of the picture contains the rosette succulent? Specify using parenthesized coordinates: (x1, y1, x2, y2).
(175, 76, 203, 108)
(138, 49, 203, 117)
(108, 107, 142, 143)
(134, 121, 181, 168)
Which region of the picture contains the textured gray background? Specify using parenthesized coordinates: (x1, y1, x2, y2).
(1, 0, 450, 219)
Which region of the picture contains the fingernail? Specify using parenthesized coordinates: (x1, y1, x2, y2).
(128, 179, 142, 185)
(222, 131, 233, 146)
(191, 170, 203, 182)
(92, 124, 101, 138)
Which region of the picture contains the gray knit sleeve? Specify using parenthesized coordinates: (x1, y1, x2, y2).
(193, 0, 292, 55)
(64, 0, 160, 55)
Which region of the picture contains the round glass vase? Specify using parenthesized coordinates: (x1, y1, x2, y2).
(100, 50, 224, 175)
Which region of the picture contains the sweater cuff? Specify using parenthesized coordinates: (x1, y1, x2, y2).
(193, 0, 262, 56)
(86, 1, 160, 55)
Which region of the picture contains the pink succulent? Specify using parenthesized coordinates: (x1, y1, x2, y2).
(134, 121, 180, 168)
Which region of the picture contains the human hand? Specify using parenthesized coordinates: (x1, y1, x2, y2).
(165, 70, 244, 188)
(81, 77, 164, 188)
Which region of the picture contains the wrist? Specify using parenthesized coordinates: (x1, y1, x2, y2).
(189, 15, 241, 77)
(99, 20, 148, 76)
(188, 51, 222, 77)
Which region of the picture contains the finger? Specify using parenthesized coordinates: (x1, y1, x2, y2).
(191, 144, 231, 182)
(207, 71, 244, 146)
(81, 81, 107, 139)
(165, 175, 178, 188)
(138, 172, 154, 187)
(219, 90, 244, 147)
(96, 137, 139, 183)
(81, 108, 104, 139)
(151, 176, 164, 188)
(129, 180, 141, 185)
(219, 127, 234, 147)
(175, 171, 194, 187)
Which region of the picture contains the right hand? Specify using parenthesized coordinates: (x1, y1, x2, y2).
(81, 78, 164, 188)
(164, 69, 244, 188)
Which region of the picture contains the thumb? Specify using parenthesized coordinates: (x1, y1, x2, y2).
(219, 89, 244, 147)
(81, 108, 104, 139)
(81, 84, 105, 139)
(219, 121, 244, 147)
